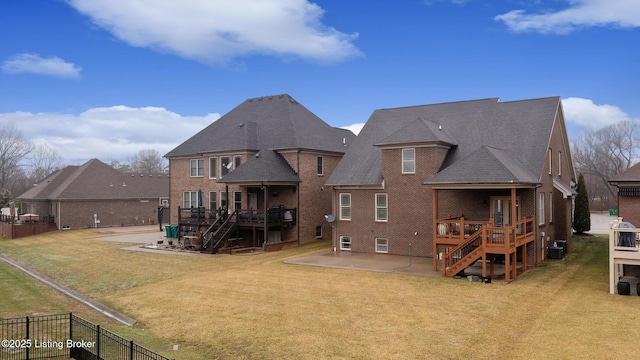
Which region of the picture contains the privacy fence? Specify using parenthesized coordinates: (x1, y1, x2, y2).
(0, 313, 173, 360)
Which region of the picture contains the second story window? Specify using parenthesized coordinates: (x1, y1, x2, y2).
(221, 156, 231, 177)
(317, 156, 324, 175)
(190, 159, 204, 177)
(234, 155, 242, 169)
(209, 157, 217, 178)
(558, 151, 562, 176)
(402, 148, 415, 174)
(375, 193, 388, 222)
(340, 193, 351, 220)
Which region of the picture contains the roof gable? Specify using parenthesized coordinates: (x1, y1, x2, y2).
(165, 94, 355, 158)
(375, 117, 457, 147)
(18, 159, 169, 200)
(425, 145, 539, 185)
(218, 149, 300, 184)
(326, 96, 561, 187)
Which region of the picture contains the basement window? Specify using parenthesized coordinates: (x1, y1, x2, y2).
(340, 236, 351, 250)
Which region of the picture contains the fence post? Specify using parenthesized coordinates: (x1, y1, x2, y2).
(96, 325, 100, 360)
(25, 316, 30, 360)
(69, 313, 73, 358)
(130, 340, 134, 360)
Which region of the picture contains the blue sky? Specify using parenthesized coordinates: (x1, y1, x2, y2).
(1, 0, 638, 164)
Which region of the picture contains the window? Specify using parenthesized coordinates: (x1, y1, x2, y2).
(234, 155, 242, 169)
(220, 156, 231, 177)
(209, 157, 217, 178)
(190, 159, 204, 177)
(183, 191, 198, 208)
(375, 193, 388, 222)
(315, 225, 323, 238)
(548, 148, 552, 175)
(340, 193, 351, 220)
(317, 156, 324, 176)
(375, 238, 388, 253)
(220, 191, 228, 211)
(234, 191, 242, 211)
(402, 148, 415, 174)
(549, 193, 553, 223)
(209, 192, 217, 211)
(538, 193, 545, 225)
(340, 236, 351, 250)
(558, 151, 562, 176)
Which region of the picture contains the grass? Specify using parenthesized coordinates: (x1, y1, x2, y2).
(1, 229, 640, 359)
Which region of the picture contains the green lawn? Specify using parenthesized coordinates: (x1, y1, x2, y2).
(1, 229, 639, 359)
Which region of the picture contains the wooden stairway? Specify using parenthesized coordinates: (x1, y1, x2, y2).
(442, 229, 484, 277)
(201, 211, 238, 254)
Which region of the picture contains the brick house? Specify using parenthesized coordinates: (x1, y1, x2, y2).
(164, 94, 355, 252)
(609, 162, 640, 227)
(18, 159, 170, 230)
(325, 97, 576, 281)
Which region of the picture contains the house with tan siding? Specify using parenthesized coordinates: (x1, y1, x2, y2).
(325, 96, 576, 281)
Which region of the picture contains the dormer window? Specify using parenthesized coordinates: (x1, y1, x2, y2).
(402, 148, 415, 174)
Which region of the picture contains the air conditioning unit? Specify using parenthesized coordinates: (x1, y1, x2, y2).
(548, 246, 563, 260)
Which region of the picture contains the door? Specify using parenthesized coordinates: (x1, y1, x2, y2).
(249, 193, 257, 211)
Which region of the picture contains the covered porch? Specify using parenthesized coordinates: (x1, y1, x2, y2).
(431, 186, 537, 282)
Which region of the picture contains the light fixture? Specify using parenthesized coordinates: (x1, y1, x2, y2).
(482, 200, 487, 208)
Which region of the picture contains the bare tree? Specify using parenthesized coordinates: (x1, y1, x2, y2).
(573, 119, 640, 209)
(128, 149, 167, 173)
(28, 143, 64, 183)
(0, 123, 33, 194)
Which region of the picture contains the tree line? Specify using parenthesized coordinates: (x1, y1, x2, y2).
(0, 123, 168, 208)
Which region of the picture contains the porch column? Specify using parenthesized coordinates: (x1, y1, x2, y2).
(432, 188, 438, 271)
(511, 187, 517, 229)
(263, 185, 268, 249)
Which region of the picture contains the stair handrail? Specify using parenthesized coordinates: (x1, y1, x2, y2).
(201, 216, 224, 249)
(442, 226, 485, 276)
(210, 209, 239, 251)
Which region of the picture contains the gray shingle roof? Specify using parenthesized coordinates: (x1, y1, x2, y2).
(375, 117, 457, 147)
(18, 159, 169, 200)
(326, 97, 561, 186)
(218, 149, 300, 184)
(165, 94, 355, 158)
(610, 162, 640, 183)
(425, 145, 539, 185)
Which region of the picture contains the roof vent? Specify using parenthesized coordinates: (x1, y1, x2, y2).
(239, 123, 244, 127)
(438, 125, 442, 130)
(122, 182, 126, 187)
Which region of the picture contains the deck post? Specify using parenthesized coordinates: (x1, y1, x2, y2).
(432, 188, 438, 271)
(505, 250, 511, 282)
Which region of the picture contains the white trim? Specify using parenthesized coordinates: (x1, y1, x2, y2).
(402, 148, 415, 174)
(190, 159, 204, 177)
(208, 156, 217, 179)
(538, 192, 545, 226)
(375, 193, 388, 222)
(339, 193, 351, 220)
(375, 238, 388, 253)
(340, 236, 351, 250)
(317, 156, 324, 176)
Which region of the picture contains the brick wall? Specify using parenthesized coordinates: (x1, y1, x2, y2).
(619, 195, 640, 226)
(59, 199, 163, 229)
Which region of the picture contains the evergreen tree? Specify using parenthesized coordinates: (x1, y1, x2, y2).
(574, 173, 591, 234)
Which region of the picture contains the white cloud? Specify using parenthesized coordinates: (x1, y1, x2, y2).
(0, 106, 219, 164)
(562, 97, 633, 129)
(66, 0, 361, 64)
(2, 53, 82, 78)
(495, 0, 640, 34)
(341, 123, 364, 136)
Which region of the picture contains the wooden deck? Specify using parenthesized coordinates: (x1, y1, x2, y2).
(434, 216, 536, 282)
(178, 207, 296, 228)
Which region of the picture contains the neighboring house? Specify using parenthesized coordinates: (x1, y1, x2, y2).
(18, 159, 170, 230)
(325, 97, 576, 281)
(164, 94, 355, 253)
(609, 162, 640, 227)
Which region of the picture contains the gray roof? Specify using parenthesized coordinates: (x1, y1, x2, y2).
(610, 162, 640, 184)
(426, 145, 539, 185)
(165, 94, 355, 157)
(375, 117, 457, 147)
(218, 149, 300, 184)
(326, 97, 561, 186)
(18, 159, 169, 200)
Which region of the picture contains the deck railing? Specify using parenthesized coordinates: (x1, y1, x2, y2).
(436, 216, 535, 249)
(178, 207, 296, 227)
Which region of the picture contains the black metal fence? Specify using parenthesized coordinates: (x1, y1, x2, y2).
(0, 313, 174, 360)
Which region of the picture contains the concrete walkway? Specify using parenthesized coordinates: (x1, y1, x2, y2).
(0, 255, 136, 326)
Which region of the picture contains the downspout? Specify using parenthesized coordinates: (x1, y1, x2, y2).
(297, 150, 301, 245)
(332, 187, 337, 252)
